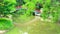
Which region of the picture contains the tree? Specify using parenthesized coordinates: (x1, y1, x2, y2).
(16, 0, 25, 6)
(0, 0, 60, 23)
(41, 0, 60, 22)
(21, 0, 60, 22)
(0, 0, 16, 17)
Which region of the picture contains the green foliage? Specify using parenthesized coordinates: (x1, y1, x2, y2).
(16, 0, 60, 23)
(16, 0, 25, 6)
(0, 18, 14, 30)
(21, 0, 38, 16)
(0, 0, 16, 30)
(40, 0, 60, 22)
(0, 0, 16, 16)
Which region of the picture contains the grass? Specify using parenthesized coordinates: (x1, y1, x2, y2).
(5, 18, 60, 34)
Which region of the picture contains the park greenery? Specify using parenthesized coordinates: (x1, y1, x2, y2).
(16, 0, 60, 22)
(0, 0, 60, 34)
(0, 18, 14, 30)
(0, 0, 16, 30)
(0, 0, 60, 22)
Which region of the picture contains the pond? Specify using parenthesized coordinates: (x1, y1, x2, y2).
(5, 19, 60, 34)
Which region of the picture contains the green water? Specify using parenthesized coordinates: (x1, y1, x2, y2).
(6, 20, 60, 34)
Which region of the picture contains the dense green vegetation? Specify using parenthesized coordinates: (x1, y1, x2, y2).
(16, 0, 60, 22)
(0, 0, 60, 34)
(0, 18, 14, 30)
(0, 0, 16, 17)
(0, 0, 16, 30)
(0, 0, 60, 22)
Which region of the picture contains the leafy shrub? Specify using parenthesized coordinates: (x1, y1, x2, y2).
(0, 18, 14, 30)
(0, 0, 16, 17)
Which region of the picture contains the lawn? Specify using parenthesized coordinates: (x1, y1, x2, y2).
(5, 18, 60, 34)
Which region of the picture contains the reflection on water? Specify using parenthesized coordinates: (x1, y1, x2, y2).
(19, 31, 28, 34)
(6, 19, 60, 34)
